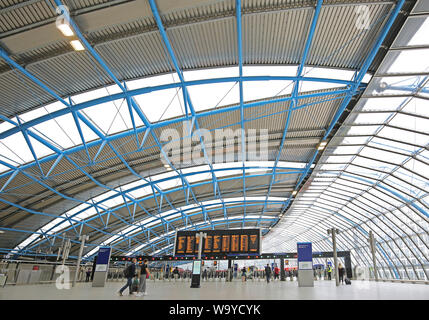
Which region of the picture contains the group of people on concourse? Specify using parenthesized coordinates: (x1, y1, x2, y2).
(115, 259, 348, 297)
(118, 258, 150, 297)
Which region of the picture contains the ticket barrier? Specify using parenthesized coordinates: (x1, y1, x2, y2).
(201, 270, 227, 281)
(0, 261, 86, 286)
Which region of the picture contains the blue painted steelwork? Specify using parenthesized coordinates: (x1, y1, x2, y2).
(0, 0, 394, 259)
(236, 0, 247, 227)
(258, 0, 324, 226)
(281, 0, 406, 215)
(147, 0, 226, 227)
(0, 74, 354, 141)
(53, 1, 212, 232)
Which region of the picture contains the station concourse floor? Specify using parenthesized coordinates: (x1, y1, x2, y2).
(1, 279, 428, 300)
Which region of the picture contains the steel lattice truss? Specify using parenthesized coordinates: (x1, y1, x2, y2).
(0, 0, 426, 281)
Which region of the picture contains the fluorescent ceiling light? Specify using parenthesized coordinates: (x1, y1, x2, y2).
(70, 40, 85, 51)
(57, 23, 74, 37)
(318, 140, 328, 150)
(292, 190, 298, 196)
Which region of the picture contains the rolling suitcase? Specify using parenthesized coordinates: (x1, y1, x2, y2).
(345, 278, 351, 285)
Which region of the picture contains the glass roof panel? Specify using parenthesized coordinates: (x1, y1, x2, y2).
(134, 88, 186, 123)
(368, 137, 418, 155)
(378, 126, 429, 146)
(188, 82, 240, 111)
(332, 146, 363, 154)
(243, 66, 297, 77)
(338, 136, 371, 145)
(389, 113, 429, 134)
(378, 49, 429, 74)
(126, 73, 180, 90)
(353, 112, 392, 124)
(392, 16, 429, 47)
(243, 80, 293, 102)
(359, 146, 408, 165)
(302, 67, 355, 81)
(359, 97, 409, 111)
(184, 67, 238, 81)
(71, 84, 122, 104)
(0, 132, 35, 165)
(346, 125, 381, 136)
(81, 99, 131, 135)
(352, 156, 395, 172)
(401, 97, 429, 117)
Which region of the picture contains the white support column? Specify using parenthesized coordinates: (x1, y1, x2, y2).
(328, 228, 340, 287)
(369, 231, 378, 281)
(72, 235, 89, 287)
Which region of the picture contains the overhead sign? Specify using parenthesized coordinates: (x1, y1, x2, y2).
(174, 229, 261, 256)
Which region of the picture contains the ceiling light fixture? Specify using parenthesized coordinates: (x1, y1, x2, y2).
(317, 140, 328, 151)
(292, 190, 298, 196)
(70, 40, 85, 51)
(57, 23, 74, 37)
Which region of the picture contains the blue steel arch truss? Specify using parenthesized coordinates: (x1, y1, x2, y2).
(0, 0, 406, 262)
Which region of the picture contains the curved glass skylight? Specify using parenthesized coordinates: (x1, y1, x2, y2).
(11, 159, 309, 255)
(264, 12, 429, 281)
(0, 66, 365, 175)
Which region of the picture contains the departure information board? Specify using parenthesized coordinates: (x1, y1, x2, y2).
(174, 229, 261, 256)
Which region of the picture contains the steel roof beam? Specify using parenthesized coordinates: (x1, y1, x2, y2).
(236, 0, 247, 228)
(259, 0, 324, 226)
(148, 0, 223, 219)
(0, 78, 354, 141)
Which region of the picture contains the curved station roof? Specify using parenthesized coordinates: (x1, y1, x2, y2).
(0, 0, 427, 280)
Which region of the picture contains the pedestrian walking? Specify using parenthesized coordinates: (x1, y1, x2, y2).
(136, 259, 150, 296)
(118, 258, 136, 296)
(265, 264, 272, 283)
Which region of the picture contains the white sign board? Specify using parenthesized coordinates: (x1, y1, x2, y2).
(298, 261, 313, 270)
(95, 264, 108, 272)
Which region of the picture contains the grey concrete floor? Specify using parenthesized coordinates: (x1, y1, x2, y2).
(1, 279, 428, 300)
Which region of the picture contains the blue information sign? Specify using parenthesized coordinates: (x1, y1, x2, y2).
(297, 242, 312, 270)
(96, 247, 111, 265)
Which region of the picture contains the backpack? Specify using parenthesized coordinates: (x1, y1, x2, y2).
(124, 264, 133, 278)
(345, 278, 352, 285)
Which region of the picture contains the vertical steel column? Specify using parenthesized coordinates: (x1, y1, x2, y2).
(344, 252, 353, 279)
(61, 239, 71, 266)
(280, 258, 286, 281)
(72, 235, 89, 287)
(227, 259, 232, 282)
(369, 231, 378, 281)
(328, 228, 340, 286)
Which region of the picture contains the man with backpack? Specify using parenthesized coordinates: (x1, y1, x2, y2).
(118, 258, 137, 296)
